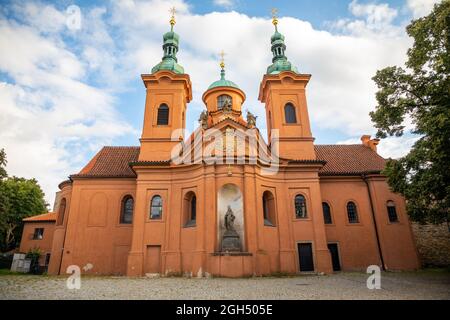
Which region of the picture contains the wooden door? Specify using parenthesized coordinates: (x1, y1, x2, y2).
(298, 243, 314, 272)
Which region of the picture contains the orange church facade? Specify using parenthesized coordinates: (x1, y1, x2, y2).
(43, 15, 420, 277)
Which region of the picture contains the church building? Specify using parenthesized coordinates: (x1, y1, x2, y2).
(44, 12, 420, 277)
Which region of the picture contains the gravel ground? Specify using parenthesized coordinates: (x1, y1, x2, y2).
(1, 271, 449, 300)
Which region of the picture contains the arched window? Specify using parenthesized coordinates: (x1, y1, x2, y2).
(57, 198, 66, 226)
(217, 94, 232, 110)
(347, 202, 359, 223)
(150, 195, 163, 219)
(120, 195, 134, 224)
(295, 194, 307, 219)
(262, 191, 276, 226)
(183, 192, 197, 227)
(322, 202, 332, 224)
(157, 104, 169, 125)
(387, 201, 398, 223)
(284, 103, 297, 124)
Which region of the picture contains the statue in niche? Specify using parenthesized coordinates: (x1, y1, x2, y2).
(199, 110, 208, 129)
(221, 205, 242, 252)
(246, 111, 257, 128)
(224, 205, 236, 231)
(222, 97, 232, 114)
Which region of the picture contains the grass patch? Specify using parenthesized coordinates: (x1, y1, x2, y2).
(0, 268, 30, 276)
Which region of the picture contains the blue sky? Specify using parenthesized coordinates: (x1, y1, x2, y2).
(0, 0, 439, 203)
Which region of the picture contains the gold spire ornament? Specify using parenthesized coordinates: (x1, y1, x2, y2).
(271, 8, 278, 30)
(169, 6, 176, 30)
(219, 50, 226, 70)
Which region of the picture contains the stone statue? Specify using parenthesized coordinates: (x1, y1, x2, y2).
(199, 110, 208, 129)
(221, 205, 241, 252)
(224, 205, 235, 231)
(246, 111, 257, 128)
(222, 97, 232, 113)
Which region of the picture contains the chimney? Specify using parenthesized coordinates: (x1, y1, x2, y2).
(361, 135, 380, 152)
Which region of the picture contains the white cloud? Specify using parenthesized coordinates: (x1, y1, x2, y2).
(0, 0, 419, 203)
(406, 0, 441, 18)
(350, 0, 398, 25)
(338, 135, 419, 159)
(377, 135, 420, 159)
(213, 0, 235, 9)
(0, 6, 135, 204)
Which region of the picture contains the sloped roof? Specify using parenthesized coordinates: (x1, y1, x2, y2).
(23, 212, 56, 222)
(314, 144, 385, 175)
(72, 146, 140, 178)
(69, 144, 386, 178)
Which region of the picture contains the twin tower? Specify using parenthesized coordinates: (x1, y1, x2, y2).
(139, 12, 315, 162)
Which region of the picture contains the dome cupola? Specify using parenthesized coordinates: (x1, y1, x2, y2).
(208, 52, 240, 90)
(266, 10, 298, 75)
(151, 8, 185, 74)
(202, 52, 246, 125)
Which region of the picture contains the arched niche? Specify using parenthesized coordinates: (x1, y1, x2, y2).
(217, 183, 244, 251)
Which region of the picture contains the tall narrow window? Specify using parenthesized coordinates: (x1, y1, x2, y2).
(217, 94, 232, 110)
(57, 198, 66, 226)
(322, 202, 332, 224)
(347, 202, 359, 223)
(284, 103, 297, 124)
(120, 195, 134, 224)
(157, 104, 169, 125)
(387, 201, 398, 223)
(190, 195, 197, 222)
(150, 195, 163, 220)
(262, 191, 276, 226)
(295, 194, 307, 219)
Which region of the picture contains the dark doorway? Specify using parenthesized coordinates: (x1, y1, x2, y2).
(327, 243, 341, 271)
(297, 243, 314, 272)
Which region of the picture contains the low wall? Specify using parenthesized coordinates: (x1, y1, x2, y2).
(411, 222, 450, 267)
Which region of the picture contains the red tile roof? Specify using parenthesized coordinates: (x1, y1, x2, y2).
(315, 144, 385, 175)
(72, 146, 140, 178)
(23, 212, 56, 222)
(70, 144, 386, 178)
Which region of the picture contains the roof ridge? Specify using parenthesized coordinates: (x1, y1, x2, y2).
(102, 146, 140, 148)
(78, 147, 104, 174)
(315, 144, 363, 147)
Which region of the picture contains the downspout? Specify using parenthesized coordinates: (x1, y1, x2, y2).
(362, 173, 386, 271)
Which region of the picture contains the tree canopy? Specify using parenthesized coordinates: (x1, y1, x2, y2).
(370, 1, 450, 223)
(0, 149, 48, 252)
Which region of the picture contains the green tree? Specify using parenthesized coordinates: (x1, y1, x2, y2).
(0, 176, 48, 252)
(0, 148, 6, 180)
(370, 1, 450, 224)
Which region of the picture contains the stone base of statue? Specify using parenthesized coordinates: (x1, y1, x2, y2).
(221, 230, 242, 252)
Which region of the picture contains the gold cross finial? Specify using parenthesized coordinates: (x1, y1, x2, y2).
(271, 8, 278, 28)
(219, 50, 226, 69)
(169, 6, 176, 29)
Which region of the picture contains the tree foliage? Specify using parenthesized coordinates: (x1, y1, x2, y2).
(0, 149, 48, 252)
(370, 1, 450, 223)
(0, 149, 6, 180)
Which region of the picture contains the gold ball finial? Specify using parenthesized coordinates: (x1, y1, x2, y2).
(169, 6, 176, 29)
(219, 50, 226, 70)
(271, 8, 278, 27)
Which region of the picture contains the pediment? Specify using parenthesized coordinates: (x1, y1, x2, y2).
(172, 119, 277, 166)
